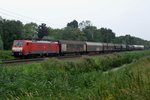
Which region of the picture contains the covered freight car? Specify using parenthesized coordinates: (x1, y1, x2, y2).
(86, 42, 103, 53)
(103, 43, 115, 52)
(127, 45, 134, 51)
(121, 44, 127, 51)
(133, 45, 144, 50)
(58, 40, 86, 54)
(114, 44, 122, 51)
(107, 43, 115, 51)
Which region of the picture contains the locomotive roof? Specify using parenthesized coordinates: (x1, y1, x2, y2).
(33, 41, 58, 43)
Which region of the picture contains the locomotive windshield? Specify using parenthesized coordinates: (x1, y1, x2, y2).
(14, 41, 23, 47)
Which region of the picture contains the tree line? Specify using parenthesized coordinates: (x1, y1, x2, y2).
(0, 19, 150, 50)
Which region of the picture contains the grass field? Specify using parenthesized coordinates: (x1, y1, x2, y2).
(0, 50, 150, 99)
(0, 50, 14, 60)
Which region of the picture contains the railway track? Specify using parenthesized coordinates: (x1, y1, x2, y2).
(0, 52, 123, 65)
(1, 58, 45, 64)
(1, 55, 82, 64)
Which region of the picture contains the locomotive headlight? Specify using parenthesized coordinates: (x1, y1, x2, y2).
(12, 47, 23, 52)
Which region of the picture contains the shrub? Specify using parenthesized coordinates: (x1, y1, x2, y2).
(0, 50, 14, 59)
(1, 50, 150, 99)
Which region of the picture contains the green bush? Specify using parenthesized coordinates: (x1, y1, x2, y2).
(1, 50, 150, 99)
(0, 50, 14, 59)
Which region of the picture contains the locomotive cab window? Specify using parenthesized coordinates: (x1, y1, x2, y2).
(14, 41, 23, 47)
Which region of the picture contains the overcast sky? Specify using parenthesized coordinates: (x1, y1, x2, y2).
(0, 0, 150, 40)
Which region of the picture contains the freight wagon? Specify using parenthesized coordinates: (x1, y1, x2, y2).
(58, 40, 86, 54)
(86, 42, 103, 53)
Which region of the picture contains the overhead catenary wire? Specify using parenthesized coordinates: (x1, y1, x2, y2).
(0, 7, 52, 25)
(0, 11, 32, 23)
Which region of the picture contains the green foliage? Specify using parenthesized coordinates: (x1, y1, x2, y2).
(47, 28, 63, 40)
(94, 57, 150, 100)
(0, 50, 14, 59)
(0, 35, 3, 50)
(67, 20, 78, 28)
(0, 18, 150, 50)
(83, 26, 97, 41)
(61, 27, 87, 41)
(1, 20, 23, 50)
(46, 27, 87, 41)
(82, 27, 116, 42)
(0, 51, 150, 99)
(79, 20, 92, 30)
(0, 21, 3, 50)
(114, 35, 150, 49)
(23, 22, 38, 39)
(38, 23, 48, 39)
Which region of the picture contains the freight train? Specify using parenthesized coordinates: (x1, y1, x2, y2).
(12, 40, 144, 57)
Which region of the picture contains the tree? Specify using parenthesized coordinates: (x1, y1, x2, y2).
(61, 27, 86, 41)
(47, 28, 63, 40)
(1, 20, 23, 50)
(79, 20, 92, 31)
(38, 23, 48, 39)
(114, 35, 147, 45)
(0, 21, 3, 50)
(94, 28, 115, 43)
(0, 35, 3, 50)
(83, 26, 97, 41)
(23, 22, 38, 39)
(67, 20, 78, 28)
(0, 20, 2, 35)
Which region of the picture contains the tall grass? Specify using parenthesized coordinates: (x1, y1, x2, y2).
(0, 50, 14, 60)
(0, 50, 150, 99)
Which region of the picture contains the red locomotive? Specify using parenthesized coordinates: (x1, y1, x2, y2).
(12, 40, 60, 57)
